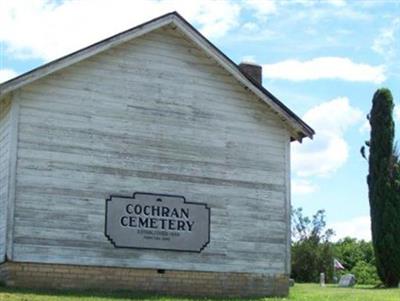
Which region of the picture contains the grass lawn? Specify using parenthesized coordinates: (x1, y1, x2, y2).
(0, 284, 399, 301)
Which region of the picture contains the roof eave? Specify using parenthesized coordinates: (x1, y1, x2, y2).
(0, 11, 314, 142)
(0, 12, 177, 97)
(169, 13, 314, 141)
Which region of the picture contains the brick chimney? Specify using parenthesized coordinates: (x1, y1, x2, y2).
(239, 62, 262, 85)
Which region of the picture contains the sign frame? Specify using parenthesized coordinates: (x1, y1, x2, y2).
(104, 192, 211, 253)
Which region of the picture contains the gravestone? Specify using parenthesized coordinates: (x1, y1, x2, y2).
(320, 273, 326, 287)
(289, 278, 295, 287)
(338, 274, 356, 287)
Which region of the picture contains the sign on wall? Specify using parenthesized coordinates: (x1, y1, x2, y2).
(105, 192, 210, 252)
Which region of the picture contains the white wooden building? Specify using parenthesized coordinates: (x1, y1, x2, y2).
(0, 12, 313, 297)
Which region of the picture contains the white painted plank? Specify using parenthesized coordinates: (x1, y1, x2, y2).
(11, 26, 290, 275)
(0, 97, 11, 262)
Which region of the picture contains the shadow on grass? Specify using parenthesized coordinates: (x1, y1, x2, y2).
(0, 286, 269, 301)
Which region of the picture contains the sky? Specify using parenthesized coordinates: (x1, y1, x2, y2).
(1, 0, 400, 241)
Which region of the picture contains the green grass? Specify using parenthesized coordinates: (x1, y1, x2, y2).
(0, 284, 399, 301)
(289, 284, 399, 301)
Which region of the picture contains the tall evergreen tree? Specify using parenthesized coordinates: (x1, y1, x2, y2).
(367, 88, 400, 287)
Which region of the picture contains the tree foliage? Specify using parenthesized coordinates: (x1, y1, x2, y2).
(291, 208, 334, 283)
(333, 237, 379, 285)
(351, 261, 380, 285)
(291, 209, 380, 285)
(364, 88, 400, 287)
(333, 237, 374, 269)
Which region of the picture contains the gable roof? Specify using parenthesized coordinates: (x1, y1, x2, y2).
(0, 11, 314, 142)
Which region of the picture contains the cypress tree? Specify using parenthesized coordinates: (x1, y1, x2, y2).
(367, 88, 400, 287)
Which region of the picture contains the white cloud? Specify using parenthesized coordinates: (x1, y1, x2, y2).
(284, 0, 345, 7)
(244, 0, 277, 19)
(281, 1, 369, 21)
(359, 120, 370, 134)
(395, 106, 400, 123)
(0, 69, 18, 83)
(242, 22, 259, 31)
(0, 0, 241, 61)
(292, 179, 318, 195)
(329, 216, 371, 241)
(292, 97, 363, 177)
(372, 17, 400, 59)
(262, 57, 386, 83)
(241, 55, 256, 63)
(286, 0, 315, 6)
(326, 0, 346, 7)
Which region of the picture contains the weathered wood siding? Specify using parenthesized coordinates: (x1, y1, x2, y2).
(0, 97, 11, 262)
(11, 25, 291, 274)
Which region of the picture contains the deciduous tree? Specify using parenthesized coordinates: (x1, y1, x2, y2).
(291, 208, 334, 283)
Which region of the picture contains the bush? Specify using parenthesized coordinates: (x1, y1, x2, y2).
(333, 237, 380, 285)
(333, 237, 375, 268)
(292, 238, 334, 283)
(351, 261, 380, 285)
